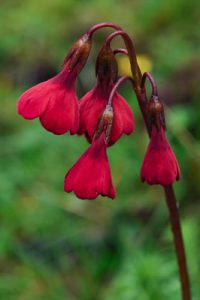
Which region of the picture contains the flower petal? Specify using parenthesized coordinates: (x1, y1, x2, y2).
(64, 134, 116, 199)
(78, 87, 106, 142)
(17, 79, 53, 120)
(141, 127, 180, 186)
(40, 87, 79, 135)
(78, 85, 134, 146)
(109, 93, 134, 146)
(17, 68, 79, 135)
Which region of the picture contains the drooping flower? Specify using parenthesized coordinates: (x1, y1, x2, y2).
(17, 34, 92, 135)
(78, 85, 134, 146)
(64, 133, 116, 199)
(78, 45, 134, 146)
(141, 126, 180, 186)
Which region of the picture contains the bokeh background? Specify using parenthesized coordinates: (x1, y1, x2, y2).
(0, 0, 200, 299)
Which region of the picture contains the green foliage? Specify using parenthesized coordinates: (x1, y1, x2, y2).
(0, 0, 200, 299)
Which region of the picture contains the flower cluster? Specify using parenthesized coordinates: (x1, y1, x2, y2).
(17, 23, 180, 200)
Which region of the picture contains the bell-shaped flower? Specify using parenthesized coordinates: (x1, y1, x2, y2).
(65, 105, 116, 199)
(141, 126, 180, 186)
(64, 133, 116, 199)
(78, 45, 134, 146)
(78, 85, 134, 146)
(17, 34, 92, 135)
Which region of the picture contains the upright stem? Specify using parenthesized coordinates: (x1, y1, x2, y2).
(107, 23, 191, 300)
(135, 86, 191, 299)
(135, 89, 150, 136)
(91, 23, 192, 299)
(120, 32, 142, 86)
(133, 61, 191, 300)
(164, 186, 191, 300)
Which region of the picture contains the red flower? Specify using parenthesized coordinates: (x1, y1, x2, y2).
(78, 83, 134, 146)
(64, 133, 116, 199)
(17, 34, 91, 135)
(141, 127, 180, 186)
(17, 63, 79, 134)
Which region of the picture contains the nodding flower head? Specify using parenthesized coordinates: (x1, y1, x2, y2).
(64, 105, 116, 200)
(78, 44, 134, 146)
(141, 97, 180, 186)
(17, 34, 92, 135)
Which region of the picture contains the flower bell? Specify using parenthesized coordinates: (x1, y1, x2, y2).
(17, 34, 92, 135)
(141, 96, 180, 186)
(78, 44, 134, 146)
(64, 105, 116, 199)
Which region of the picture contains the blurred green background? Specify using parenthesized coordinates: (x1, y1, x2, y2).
(0, 0, 200, 299)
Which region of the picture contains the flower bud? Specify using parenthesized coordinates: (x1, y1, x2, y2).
(65, 33, 92, 73)
(148, 95, 165, 131)
(95, 45, 118, 85)
(93, 105, 114, 144)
